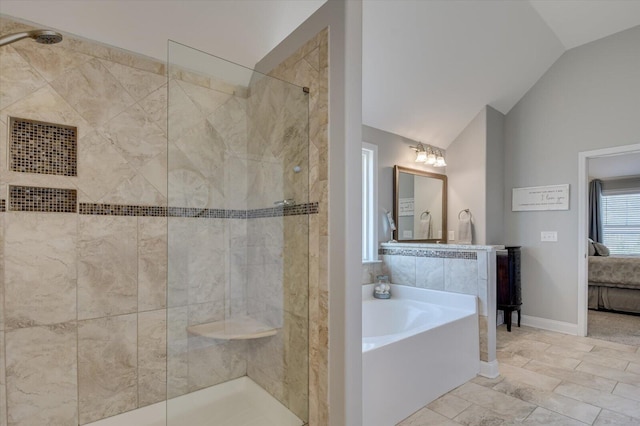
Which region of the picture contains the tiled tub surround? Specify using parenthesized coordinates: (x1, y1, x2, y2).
(377, 242, 500, 378)
(0, 15, 323, 426)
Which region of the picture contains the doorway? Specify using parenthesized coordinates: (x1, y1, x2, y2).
(577, 143, 640, 337)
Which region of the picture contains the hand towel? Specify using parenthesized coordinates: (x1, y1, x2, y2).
(420, 216, 432, 239)
(458, 216, 472, 244)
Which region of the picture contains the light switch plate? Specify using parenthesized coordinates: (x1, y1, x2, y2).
(448, 230, 455, 240)
(541, 231, 558, 242)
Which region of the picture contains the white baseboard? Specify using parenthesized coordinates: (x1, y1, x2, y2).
(520, 315, 578, 335)
(479, 360, 499, 378)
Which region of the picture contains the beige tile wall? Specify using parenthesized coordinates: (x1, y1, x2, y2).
(1, 14, 323, 426)
(4, 212, 77, 329)
(0, 19, 171, 425)
(267, 28, 329, 426)
(6, 323, 78, 425)
(77, 314, 138, 424)
(0, 212, 5, 426)
(242, 56, 311, 420)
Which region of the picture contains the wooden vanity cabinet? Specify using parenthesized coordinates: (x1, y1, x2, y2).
(497, 246, 522, 332)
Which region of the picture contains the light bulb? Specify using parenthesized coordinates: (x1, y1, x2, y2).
(426, 151, 436, 165)
(415, 151, 427, 162)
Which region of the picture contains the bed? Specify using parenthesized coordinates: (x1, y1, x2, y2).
(588, 256, 640, 314)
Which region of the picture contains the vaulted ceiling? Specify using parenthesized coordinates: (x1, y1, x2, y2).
(363, 0, 640, 148)
(2, 0, 639, 149)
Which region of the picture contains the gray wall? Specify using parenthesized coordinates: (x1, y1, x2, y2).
(486, 106, 505, 245)
(504, 25, 640, 324)
(397, 173, 414, 239)
(446, 109, 487, 244)
(446, 106, 505, 246)
(362, 125, 445, 244)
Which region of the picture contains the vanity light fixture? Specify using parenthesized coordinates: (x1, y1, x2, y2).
(410, 142, 446, 167)
(413, 142, 427, 162)
(425, 146, 436, 165)
(434, 150, 447, 167)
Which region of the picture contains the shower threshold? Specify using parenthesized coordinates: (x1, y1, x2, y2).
(86, 376, 303, 426)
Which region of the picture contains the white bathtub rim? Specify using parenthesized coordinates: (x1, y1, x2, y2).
(362, 283, 478, 312)
(362, 298, 475, 336)
(362, 283, 478, 353)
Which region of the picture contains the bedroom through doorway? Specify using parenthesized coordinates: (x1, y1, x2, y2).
(578, 143, 640, 344)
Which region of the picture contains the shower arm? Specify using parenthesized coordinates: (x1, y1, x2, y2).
(0, 32, 30, 46)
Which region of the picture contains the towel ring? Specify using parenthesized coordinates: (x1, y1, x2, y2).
(458, 209, 471, 220)
(420, 210, 430, 219)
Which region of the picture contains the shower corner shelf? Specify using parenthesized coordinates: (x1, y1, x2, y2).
(186, 316, 278, 341)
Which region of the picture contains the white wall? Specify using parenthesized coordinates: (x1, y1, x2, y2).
(504, 25, 640, 325)
(362, 125, 445, 244)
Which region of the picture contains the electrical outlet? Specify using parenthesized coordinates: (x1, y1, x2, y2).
(448, 230, 455, 241)
(541, 231, 558, 242)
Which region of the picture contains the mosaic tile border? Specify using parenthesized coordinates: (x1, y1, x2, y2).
(7, 185, 318, 217)
(380, 247, 477, 260)
(79, 204, 168, 217)
(9, 185, 77, 213)
(248, 202, 319, 218)
(0, 199, 5, 212)
(79, 202, 319, 218)
(9, 117, 78, 177)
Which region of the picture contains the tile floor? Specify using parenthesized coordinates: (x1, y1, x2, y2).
(399, 324, 640, 425)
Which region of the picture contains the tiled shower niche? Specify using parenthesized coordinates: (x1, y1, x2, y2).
(9, 117, 78, 176)
(9, 185, 77, 213)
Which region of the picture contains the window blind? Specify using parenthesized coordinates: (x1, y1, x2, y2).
(602, 193, 640, 255)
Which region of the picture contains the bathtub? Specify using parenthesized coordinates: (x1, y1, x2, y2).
(362, 284, 479, 426)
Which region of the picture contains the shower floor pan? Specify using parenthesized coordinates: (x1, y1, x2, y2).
(86, 376, 303, 426)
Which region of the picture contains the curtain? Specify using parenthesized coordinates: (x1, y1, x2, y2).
(589, 179, 603, 242)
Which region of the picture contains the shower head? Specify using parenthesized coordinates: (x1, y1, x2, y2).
(0, 29, 63, 47)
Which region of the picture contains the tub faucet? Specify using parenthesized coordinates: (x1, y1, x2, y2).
(373, 275, 391, 299)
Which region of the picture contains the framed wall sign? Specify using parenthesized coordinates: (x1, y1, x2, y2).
(512, 184, 570, 211)
(398, 197, 415, 216)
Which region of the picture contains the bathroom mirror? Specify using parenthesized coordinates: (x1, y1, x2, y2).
(393, 165, 447, 242)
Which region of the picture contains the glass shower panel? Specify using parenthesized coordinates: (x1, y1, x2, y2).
(167, 40, 309, 426)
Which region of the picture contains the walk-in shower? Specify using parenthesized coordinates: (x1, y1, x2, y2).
(0, 29, 63, 46)
(165, 41, 310, 426)
(0, 14, 310, 425)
